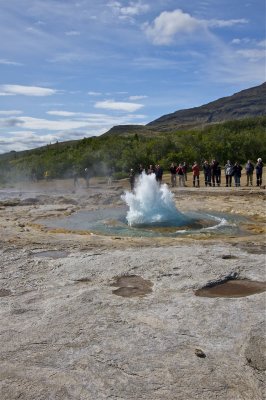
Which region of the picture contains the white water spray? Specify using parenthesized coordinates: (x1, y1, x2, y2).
(122, 172, 187, 226)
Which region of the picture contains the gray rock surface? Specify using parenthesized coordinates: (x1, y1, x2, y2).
(0, 179, 265, 399)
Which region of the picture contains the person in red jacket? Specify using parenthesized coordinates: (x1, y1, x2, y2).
(192, 161, 200, 187)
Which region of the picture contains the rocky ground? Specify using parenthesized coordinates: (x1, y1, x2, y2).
(0, 176, 265, 400)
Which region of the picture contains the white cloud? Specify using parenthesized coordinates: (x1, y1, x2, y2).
(143, 9, 249, 46)
(65, 30, 80, 36)
(206, 18, 248, 28)
(1, 111, 147, 133)
(232, 38, 266, 47)
(129, 95, 147, 100)
(8, 130, 36, 136)
(257, 40, 266, 47)
(0, 92, 15, 96)
(46, 111, 115, 119)
(94, 99, 144, 112)
(0, 118, 24, 127)
(0, 85, 57, 96)
(0, 131, 63, 153)
(0, 59, 23, 66)
(108, 1, 150, 18)
(88, 91, 102, 96)
(120, 1, 150, 16)
(48, 52, 87, 63)
(0, 110, 23, 115)
(16, 116, 90, 131)
(0, 111, 148, 153)
(236, 48, 265, 61)
(231, 38, 242, 44)
(143, 9, 202, 45)
(47, 111, 78, 117)
(230, 38, 266, 61)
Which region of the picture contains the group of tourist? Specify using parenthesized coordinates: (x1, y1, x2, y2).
(129, 158, 264, 190)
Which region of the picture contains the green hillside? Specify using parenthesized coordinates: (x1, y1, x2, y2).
(1, 117, 265, 184)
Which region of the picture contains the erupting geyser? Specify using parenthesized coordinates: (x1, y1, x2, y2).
(122, 172, 188, 227)
(37, 172, 243, 237)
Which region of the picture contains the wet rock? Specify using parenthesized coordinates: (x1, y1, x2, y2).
(195, 348, 206, 358)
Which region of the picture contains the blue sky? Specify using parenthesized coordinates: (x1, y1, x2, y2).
(0, 0, 265, 153)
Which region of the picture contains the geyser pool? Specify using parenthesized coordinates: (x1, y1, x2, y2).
(38, 173, 247, 237)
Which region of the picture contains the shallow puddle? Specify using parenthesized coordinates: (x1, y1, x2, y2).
(111, 275, 153, 297)
(32, 250, 69, 259)
(195, 279, 266, 298)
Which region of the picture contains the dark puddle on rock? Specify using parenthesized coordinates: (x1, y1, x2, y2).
(221, 255, 238, 260)
(32, 250, 69, 259)
(74, 278, 91, 284)
(111, 275, 153, 298)
(195, 279, 266, 298)
(0, 288, 12, 297)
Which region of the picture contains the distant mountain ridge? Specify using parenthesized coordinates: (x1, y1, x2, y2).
(104, 82, 266, 135)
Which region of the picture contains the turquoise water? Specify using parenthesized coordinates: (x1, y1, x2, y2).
(38, 206, 246, 238)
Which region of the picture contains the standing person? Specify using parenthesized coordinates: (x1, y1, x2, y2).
(84, 167, 90, 188)
(138, 164, 145, 175)
(211, 159, 219, 187)
(155, 164, 163, 184)
(216, 163, 221, 186)
(245, 160, 254, 186)
(255, 158, 263, 187)
(107, 167, 113, 186)
(203, 160, 211, 187)
(169, 162, 177, 187)
(182, 162, 188, 182)
(232, 162, 242, 187)
(192, 161, 200, 187)
(73, 165, 79, 189)
(44, 170, 50, 181)
(176, 163, 186, 186)
(129, 169, 135, 191)
(225, 160, 234, 187)
(147, 164, 155, 175)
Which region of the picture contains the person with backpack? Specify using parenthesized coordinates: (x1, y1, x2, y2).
(224, 160, 234, 187)
(245, 160, 254, 186)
